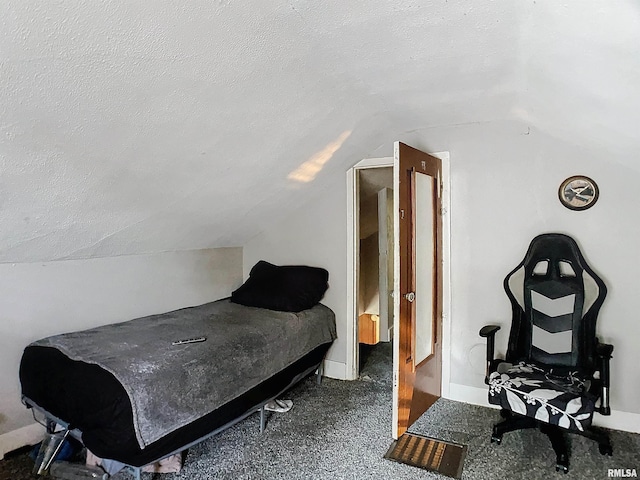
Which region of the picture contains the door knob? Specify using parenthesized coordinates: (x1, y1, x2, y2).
(404, 292, 415, 302)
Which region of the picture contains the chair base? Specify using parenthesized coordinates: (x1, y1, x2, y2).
(490, 410, 613, 473)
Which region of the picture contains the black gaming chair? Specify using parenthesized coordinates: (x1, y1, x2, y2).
(479, 233, 613, 473)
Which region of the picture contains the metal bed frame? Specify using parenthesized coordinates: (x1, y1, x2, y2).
(24, 362, 324, 480)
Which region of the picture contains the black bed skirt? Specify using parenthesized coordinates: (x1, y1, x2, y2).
(20, 342, 331, 466)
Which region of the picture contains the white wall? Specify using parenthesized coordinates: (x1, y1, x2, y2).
(0, 247, 242, 454)
(244, 172, 348, 373)
(413, 121, 640, 419)
(244, 119, 640, 428)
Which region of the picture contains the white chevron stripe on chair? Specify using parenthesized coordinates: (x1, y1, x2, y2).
(531, 325, 573, 354)
(531, 291, 575, 318)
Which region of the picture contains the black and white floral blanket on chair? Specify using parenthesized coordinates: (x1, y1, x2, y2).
(488, 362, 596, 432)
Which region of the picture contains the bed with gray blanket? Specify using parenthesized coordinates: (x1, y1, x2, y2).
(20, 295, 336, 468)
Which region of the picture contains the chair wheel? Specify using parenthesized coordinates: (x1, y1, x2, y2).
(490, 435, 502, 444)
(599, 444, 613, 456)
(556, 454, 569, 473)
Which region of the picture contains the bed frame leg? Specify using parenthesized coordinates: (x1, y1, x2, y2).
(260, 406, 266, 433)
(34, 427, 70, 475)
(316, 361, 324, 385)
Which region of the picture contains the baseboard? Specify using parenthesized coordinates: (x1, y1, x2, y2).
(445, 383, 499, 410)
(445, 382, 640, 434)
(592, 409, 640, 433)
(322, 360, 348, 380)
(0, 422, 44, 460)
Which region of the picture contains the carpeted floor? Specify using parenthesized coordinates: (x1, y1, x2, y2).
(2, 342, 639, 479)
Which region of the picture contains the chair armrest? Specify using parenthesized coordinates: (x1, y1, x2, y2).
(596, 342, 614, 358)
(595, 340, 614, 415)
(479, 325, 501, 384)
(479, 325, 500, 338)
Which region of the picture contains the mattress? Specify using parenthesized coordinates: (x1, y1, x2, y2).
(20, 299, 336, 466)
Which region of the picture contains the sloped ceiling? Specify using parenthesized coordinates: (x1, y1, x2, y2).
(1, 1, 638, 263)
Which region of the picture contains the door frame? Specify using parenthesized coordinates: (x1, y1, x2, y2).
(345, 152, 452, 400)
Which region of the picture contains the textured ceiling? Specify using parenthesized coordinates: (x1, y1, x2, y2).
(1, 1, 639, 263)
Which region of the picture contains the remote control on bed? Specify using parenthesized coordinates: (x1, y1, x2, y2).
(172, 337, 207, 345)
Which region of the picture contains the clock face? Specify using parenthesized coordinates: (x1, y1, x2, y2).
(559, 176, 599, 210)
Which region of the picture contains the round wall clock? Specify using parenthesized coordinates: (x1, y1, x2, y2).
(558, 176, 599, 211)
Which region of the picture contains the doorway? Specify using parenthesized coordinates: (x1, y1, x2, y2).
(346, 157, 395, 380)
(346, 149, 452, 436)
(357, 166, 394, 372)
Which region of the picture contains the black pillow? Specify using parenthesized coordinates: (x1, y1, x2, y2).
(230, 261, 329, 312)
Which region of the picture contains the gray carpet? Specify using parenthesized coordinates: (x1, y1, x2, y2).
(2, 342, 639, 479)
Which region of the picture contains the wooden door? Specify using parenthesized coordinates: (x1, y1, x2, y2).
(392, 142, 443, 439)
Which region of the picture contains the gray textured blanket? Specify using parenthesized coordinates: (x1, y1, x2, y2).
(32, 299, 336, 448)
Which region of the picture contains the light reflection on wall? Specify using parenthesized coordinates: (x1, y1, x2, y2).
(287, 130, 352, 183)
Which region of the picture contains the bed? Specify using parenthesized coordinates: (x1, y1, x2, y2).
(19, 261, 336, 477)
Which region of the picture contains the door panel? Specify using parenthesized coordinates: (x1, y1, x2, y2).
(413, 172, 435, 365)
(392, 142, 443, 439)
